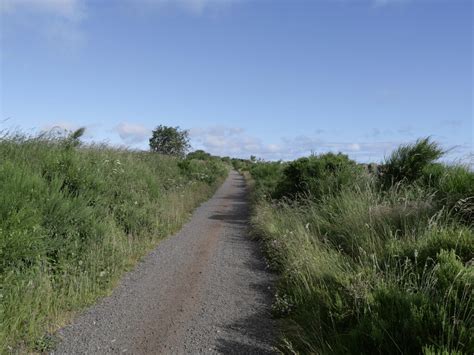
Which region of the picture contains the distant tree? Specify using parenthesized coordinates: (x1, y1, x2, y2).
(149, 125, 190, 157)
(250, 155, 257, 162)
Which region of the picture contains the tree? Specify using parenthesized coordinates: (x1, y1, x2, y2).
(149, 125, 190, 157)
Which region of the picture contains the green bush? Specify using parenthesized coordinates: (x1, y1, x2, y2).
(186, 149, 212, 160)
(178, 157, 228, 184)
(273, 152, 364, 200)
(249, 161, 284, 199)
(391, 225, 474, 265)
(231, 158, 252, 171)
(380, 137, 444, 189)
(422, 163, 474, 223)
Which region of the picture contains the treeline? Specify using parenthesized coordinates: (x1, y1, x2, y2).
(243, 138, 473, 354)
(0, 130, 228, 352)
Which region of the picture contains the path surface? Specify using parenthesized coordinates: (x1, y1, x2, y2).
(54, 171, 276, 354)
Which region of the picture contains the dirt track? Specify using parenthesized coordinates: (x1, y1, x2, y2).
(54, 170, 276, 354)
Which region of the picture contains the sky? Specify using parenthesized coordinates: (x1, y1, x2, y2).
(0, 0, 472, 162)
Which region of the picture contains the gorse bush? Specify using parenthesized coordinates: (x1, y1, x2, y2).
(249, 138, 473, 354)
(0, 130, 227, 352)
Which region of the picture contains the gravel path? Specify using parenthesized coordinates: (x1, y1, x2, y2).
(53, 171, 277, 354)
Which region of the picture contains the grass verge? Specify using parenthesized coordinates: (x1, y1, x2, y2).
(246, 139, 473, 354)
(0, 131, 228, 352)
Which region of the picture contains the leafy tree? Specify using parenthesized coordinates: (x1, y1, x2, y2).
(149, 125, 190, 157)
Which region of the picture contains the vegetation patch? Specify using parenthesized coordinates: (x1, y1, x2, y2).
(246, 138, 473, 354)
(0, 130, 228, 352)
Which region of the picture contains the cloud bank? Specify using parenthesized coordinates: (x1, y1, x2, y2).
(128, 0, 240, 15)
(1, 0, 84, 20)
(115, 122, 151, 144)
(189, 125, 401, 162)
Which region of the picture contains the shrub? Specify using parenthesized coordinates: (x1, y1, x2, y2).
(380, 137, 444, 188)
(231, 158, 252, 171)
(186, 149, 212, 160)
(273, 152, 363, 200)
(249, 161, 284, 199)
(178, 158, 227, 184)
(422, 163, 474, 223)
(391, 225, 474, 265)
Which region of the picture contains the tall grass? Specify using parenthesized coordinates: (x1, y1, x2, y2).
(0, 130, 228, 352)
(249, 140, 473, 354)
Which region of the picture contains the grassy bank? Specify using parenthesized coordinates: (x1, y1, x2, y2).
(247, 139, 473, 354)
(0, 131, 228, 352)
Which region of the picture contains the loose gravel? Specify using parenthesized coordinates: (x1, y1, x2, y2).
(53, 170, 277, 354)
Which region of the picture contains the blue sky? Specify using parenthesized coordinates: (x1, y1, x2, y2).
(1, 0, 472, 162)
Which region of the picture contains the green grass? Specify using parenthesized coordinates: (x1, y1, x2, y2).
(248, 141, 473, 354)
(0, 131, 228, 352)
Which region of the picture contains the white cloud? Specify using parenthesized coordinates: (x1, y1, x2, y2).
(267, 144, 281, 153)
(125, 0, 239, 15)
(373, 0, 409, 6)
(173, 0, 236, 14)
(115, 122, 151, 144)
(189, 125, 402, 162)
(1, 0, 86, 46)
(190, 126, 279, 158)
(1, 0, 85, 21)
(348, 143, 361, 151)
